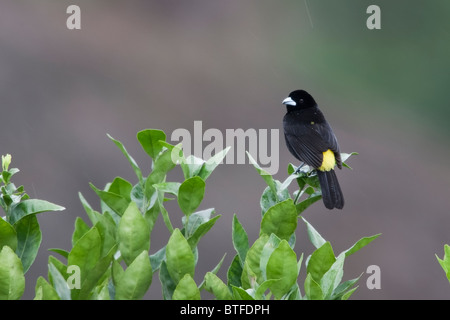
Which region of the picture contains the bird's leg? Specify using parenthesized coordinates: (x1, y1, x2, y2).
(294, 162, 305, 174)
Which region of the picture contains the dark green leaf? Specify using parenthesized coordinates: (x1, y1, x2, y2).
(197, 147, 230, 181)
(14, 215, 42, 273)
(241, 234, 269, 289)
(232, 214, 249, 267)
(260, 199, 297, 241)
(306, 242, 336, 283)
(266, 240, 298, 299)
(166, 229, 195, 284)
(186, 215, 220, 249)
(137, 129, 166, 160)
(118, 202, 150, 266)
(108, 177, 133, 202)
(72, 217, 90, 247)
(90, 183, 130, 217)
(343, 234, 381, 257)
(172, 274, 200, 300)
(48, 262, 70, 300)
(34, 276, 60, 300)
(159, 260, 176, 300)
(304, 273, 323, 300)
(8, 199, 64, 225)
(227, 255, 243, 289)
(177, 177, 205, 216)
(302, 217, 326, 249)
(0, 217, 17, 251)
(0, 245, 25, 300)
(204, 272, 232, 300)
(115, 250, 152, 300)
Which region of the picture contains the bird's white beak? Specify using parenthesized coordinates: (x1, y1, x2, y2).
(282, 97, 296, 106)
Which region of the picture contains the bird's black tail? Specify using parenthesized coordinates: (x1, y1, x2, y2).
(317, 170, 344, 210)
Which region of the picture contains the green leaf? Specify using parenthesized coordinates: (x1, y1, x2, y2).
(331, 274, 361, 300)
(186, 215, 220, 249)
(1, 154, 12, 171)
(48, 248, 69, 259)
(107, 134, 143, 184)
(232, 214, 249, 267)
(149, 246, 166, 272)
(153, 182, 181, 197)
(246, 151, 276, 194)
(0, 217, 17, 251)
(78, 192, 102, 225)
(343, 234, 381, 257)
(231, 286, 255, 300)
(437, 244, 450, 282)
(260, 199, 297, 241)
(183, 208, 214, 237)
(304, 273, 323, 300)
(108, 177, 133, 202)
(227, 255, 243, 289)
(90, 183, 130, 217)
(306, 242, 336, 283)
(34, 276, 60, 300)
(172, 274, 200, 300)
(67, 226, 102, 299)
(137, 129, 166, 160)
(254, 279, 279, 300)
(341, 152, 358, 170)
(266, 240, 298, 299)
(320, 253, 345, 299)
(115, 250, 153, 300)
(177, 176, 205, 216)
(166, 229, 195, 284)
(77, 244, 118, 300)
(14, 215, 42, 273)
(260, 233, 281, 280)
(260, 182, 291, 216)
(118, 202, 150, 266)
(181, 155, 205, 180)
(159, 261, 176, 300)
(241, 234, 269, 289)
(8, 199, 65, 225)
(197, 147, 230, 181)
(204, 272, 232, 300)
(340, 286, 358, 300)
(199, 253, 227, 290)
(295, 193, 322, 214)
(72, 217, 90, 247)
(302, 217, 326, 249)
(48, 262, 70, 300)
(0, 245, 25, 300)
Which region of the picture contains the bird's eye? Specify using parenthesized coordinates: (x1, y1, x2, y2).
(299, 99, 304, 104)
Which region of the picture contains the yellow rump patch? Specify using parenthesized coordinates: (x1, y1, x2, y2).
(318, 149, 336, 172)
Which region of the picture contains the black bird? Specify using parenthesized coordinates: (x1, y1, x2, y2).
(282, 90, 344, 209)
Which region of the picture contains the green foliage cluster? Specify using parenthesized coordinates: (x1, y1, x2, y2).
(1, 129, 379, 300)
(0, 154, 65, 299)
(203, 152, 379, 300)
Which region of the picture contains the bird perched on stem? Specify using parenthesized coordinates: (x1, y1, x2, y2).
(282, 89, 344, 210)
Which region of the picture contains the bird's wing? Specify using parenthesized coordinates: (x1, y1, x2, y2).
(312, 121, 342, 168)
(285, 122, 341, 169)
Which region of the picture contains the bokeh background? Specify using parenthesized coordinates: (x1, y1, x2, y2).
(1, 0, 450, 300)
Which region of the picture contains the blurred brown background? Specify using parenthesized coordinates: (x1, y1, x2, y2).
(1, 0, 450, 299)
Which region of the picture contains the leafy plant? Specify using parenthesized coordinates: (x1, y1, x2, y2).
(34, 130, 228, 300)
(24, 128, 379, 300)
(0, 154, 65, 300)
(203, 151, 380, 300)
(436, 244, 450, 284)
